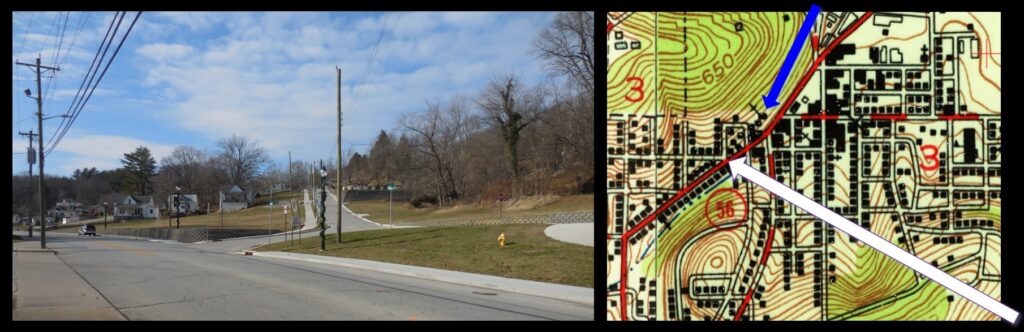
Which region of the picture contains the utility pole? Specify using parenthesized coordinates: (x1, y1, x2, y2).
(17, 56, 59, 249)
(288, 150, 292, 191)
(336, 67, 343, 243)
(18, 130, 37, 238)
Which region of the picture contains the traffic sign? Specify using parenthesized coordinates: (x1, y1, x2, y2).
(387, 183, 395, 191)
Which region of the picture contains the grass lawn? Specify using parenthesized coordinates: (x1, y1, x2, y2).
(256, 223, 593, 287)
(52, 194, 306, 234)
(347, 194, 593, 225)
(255, 190, 304, 206)
(13, 235, 22, 242)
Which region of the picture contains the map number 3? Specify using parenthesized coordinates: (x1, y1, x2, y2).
(624, 77, 644, 102)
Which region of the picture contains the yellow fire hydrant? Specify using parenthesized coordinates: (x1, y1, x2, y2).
(498, 232, 506, 247)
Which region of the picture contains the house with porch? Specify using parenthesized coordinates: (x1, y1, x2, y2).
(219, 184, 253, 212)
(113, 195, 160, 220)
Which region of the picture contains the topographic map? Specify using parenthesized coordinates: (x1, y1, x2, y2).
(606, 11, 1001, 321)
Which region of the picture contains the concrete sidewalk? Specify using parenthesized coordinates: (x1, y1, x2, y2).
(544, 223, 594, 247)
(330, 190, 419, 229)
(247, 250, 593, 305)
(12, 241, 126, 320)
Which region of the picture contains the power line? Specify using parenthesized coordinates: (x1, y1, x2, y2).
(47, 11, 134, 156)
(40, 12, 90, 134)
(40, 12, 62, 95)
(45, 11, 123, 154)
(44, 12, 70, 106)
(46, 12, 141, 157)
(14, 12, 37, 57)
(45, 12, 85, 102)
(345, 13, 392, 116)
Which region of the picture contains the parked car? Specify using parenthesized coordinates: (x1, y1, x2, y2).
(78, 224, 97, 236)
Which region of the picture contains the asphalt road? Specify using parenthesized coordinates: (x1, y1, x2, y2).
(14, 232, 591, 320)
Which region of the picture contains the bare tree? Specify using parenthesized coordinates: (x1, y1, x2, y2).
(161, 146, 208, 192)
(533, 11, 594, 96)
(400, 98, 475, 206)
(214, 134, 270, 188)
(539, 80, 594, 171)
(476, 74, 548, 194)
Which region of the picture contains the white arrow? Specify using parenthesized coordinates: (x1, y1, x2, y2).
(728, 157, 1018, 323)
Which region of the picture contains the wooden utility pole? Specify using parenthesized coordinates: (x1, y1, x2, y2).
(18, 130, 37, 238)
(16, 57, 59, 249)
(336, 67, 343, 243)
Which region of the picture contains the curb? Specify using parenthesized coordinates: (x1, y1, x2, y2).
(243, 251, 592, 305)
(11, 249, 56, 253)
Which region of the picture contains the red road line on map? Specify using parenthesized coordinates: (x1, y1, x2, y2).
(870, 114, 908, 121)
(938, 114, 980, 120)
(608, 22, 614, 35)
(617, 12, 873, 320)
(735, 223, 777, 320)
(767, 153, 776, 179)
(800, 114, 839, 120)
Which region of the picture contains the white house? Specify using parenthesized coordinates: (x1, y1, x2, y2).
(167, 194, 199, 216)
(113, 195, 160, 220)
(219, 184, 253, 212)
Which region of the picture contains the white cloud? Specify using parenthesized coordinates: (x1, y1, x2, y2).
(136, 43, 195, 62)
(50, 87, 116, 100)
(440, 12, 494, 28)
(154, 12, 223, 32)
(49, 134, 176, 174)
(104, 12, 556, 165)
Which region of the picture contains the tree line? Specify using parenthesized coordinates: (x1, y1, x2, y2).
(10, 133, 305, 216)
(342, 12, 594, 206)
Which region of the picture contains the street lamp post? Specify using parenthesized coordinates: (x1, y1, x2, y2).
(175, 186, 181, 229)
(319, 162, 327, 252)
(103, 202, 108, 230)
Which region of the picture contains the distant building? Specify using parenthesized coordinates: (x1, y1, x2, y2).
(113, 195, 160, 220)
(167, 194, 200, 216)
(219, 184, 253, 212)
(257, 183, 288, 194)
(51, 199, 83, 218)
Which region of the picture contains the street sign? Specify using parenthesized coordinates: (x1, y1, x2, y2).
(387, 183, 395, 191)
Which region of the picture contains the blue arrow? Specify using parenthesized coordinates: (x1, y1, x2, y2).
(762, 4, 821, 109)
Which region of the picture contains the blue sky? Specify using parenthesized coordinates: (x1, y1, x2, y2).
(12, 12, 558, 176)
